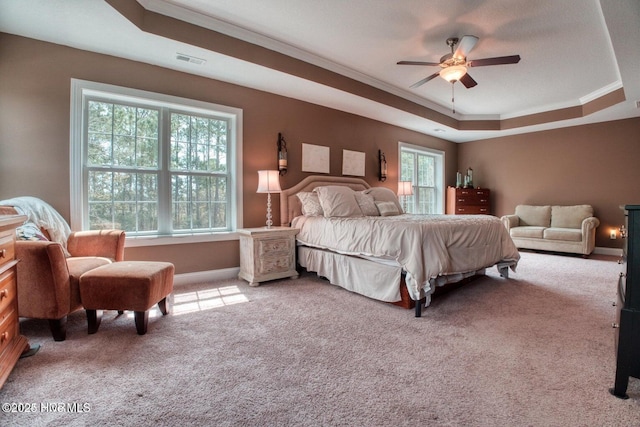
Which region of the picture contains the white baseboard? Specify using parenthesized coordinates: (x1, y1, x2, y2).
(593, 246, 623, 257)
(174, 267, 240, 287)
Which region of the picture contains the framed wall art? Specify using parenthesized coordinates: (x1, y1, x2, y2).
(302, 143, 330, 173)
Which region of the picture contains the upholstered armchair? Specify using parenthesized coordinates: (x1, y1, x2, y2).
(0, 201, 125, 341)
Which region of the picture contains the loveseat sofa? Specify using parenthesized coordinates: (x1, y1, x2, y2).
(501, 204, 600, 256)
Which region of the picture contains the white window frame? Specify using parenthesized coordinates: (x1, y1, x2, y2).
(70, 79, 243, 247)
(398, 142, 445, 214)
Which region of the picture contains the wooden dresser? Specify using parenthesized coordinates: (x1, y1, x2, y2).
(446, 187, 491, 215)
(0, 215, 30, 389)
(611, 205, 640, 398)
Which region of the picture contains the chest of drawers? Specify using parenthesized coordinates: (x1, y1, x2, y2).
(0, 215, 30, 389)
(446, 187, 491, 215)
(611, 205, 640, 398)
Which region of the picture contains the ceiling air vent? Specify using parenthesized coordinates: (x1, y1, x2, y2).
(176, 53, 206, 65)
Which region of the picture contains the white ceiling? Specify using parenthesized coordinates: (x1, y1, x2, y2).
(1, 0, 639, 142)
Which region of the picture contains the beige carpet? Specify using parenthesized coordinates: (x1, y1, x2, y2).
(2, 251, 640, 426)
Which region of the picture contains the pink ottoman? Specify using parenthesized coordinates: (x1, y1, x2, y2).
(79, 261, 174, 335)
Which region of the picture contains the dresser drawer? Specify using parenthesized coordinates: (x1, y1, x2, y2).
(455, 205, 490, 214)
(455, 190, 490, 205)
(0, 269, 17, 315)
(0, 231, 16, 269)
(0, 306, 18, 357)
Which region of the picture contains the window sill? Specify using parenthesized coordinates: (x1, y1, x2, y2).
(124, 232, 239, 248)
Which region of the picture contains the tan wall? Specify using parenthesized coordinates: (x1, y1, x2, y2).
(458, 118, 640, 249)
(0, 33, 456, 273)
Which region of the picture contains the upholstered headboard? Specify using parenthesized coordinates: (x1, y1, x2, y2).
(279, 175, 371, 226)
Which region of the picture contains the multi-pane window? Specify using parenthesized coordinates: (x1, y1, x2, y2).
(72, 80, 241, 238)
(87, 102, 161, 233)
(399, 143, 444, 214)
(170, 113, 229, 232)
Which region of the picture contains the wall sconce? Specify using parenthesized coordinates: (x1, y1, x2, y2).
(397, 181, 413, 213)
(378, 150, 387, 182)
(277, 133, 287, 176)
(257, 170, 282, 228)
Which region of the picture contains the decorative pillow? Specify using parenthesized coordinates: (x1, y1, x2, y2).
(354, 191, 379, 216)
(314, 186, 363, 218)
(297, 192, 324, 216)
(375, 201, 400, 217)
(16, 221, 49, 241)
(365, 187, 404, 213)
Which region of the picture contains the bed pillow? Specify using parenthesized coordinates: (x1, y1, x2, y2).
(354, 191, 379, 216)
(365, 187, 404, 213)
(375, 201, 400, 216)
(296, 192, 324, 216)
(314, 186, 363, 218)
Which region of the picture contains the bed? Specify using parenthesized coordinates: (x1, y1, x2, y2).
(280, 175, 520, 317)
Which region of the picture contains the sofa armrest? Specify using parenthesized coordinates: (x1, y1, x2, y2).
(501, 214, 520, 231)
(15, 241, 71, 319)
(67, 230, 126, 261)
(581, 216, 600, 233)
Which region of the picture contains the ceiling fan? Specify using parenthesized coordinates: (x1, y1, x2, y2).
(397, 35, 521, 89)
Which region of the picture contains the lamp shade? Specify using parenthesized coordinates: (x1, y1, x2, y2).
(257, 170, 282, 193)
(439, 65, 467, 82)
(398, 181, 413, 196)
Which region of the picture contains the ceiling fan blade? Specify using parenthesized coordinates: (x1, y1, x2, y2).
(468, 55, 521, 67)
(397, 60, 441, 66)
(459, 73, 478, 88)
(410, 72, 440, 88)
(453, 35, 479, 60)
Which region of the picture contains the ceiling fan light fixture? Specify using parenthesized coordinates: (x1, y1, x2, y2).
(439, 65, 467, 82)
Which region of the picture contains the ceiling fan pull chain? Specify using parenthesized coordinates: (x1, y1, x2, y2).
(451, 82, 456, 114)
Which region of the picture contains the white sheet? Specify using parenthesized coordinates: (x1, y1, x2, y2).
(292, 214, 520, 300)
(0, 196, 71, 252)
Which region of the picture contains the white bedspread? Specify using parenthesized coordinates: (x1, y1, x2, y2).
(292, 214, 520, 300)
(0, 196, 71, 251)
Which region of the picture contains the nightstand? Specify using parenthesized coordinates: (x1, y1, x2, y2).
(237, 227, 299, 286)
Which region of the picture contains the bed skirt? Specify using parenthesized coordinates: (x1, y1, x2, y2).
(297, 245, 505, 314)
(297, 246, 404, 302)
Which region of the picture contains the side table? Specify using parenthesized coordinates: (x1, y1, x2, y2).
(238, 227, 299, 286)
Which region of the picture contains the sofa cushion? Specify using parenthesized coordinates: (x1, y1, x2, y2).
(510, 226, 546, 239)
(543, 227, 583, 242)
(515, 205, 551, 227)
(550, 205, 593, 229)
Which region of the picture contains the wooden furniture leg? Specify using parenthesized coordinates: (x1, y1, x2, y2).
(134, 311, 149, 335)
(49, 317, 67, 342)
(157, 296, 171, 315)
(86, 309, 103, 334)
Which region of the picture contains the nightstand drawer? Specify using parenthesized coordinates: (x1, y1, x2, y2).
(257, 237, 293, 257)
(258, 254, 294, 275)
